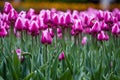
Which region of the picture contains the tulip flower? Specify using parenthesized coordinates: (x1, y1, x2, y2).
(81, 36, 87, 45)
(58, 14, 65, 26)
(104, 11, 113, 23)
(97, 31, 109, 41)
(29, 21, 39, 36)
(41, 29, 53, 45)
(52, 13, 59, 26)
(15, 17, 25, 31)
(8, 9, 18, 21)
(91, 21, 101, 33)
(26, 8, 35, 19)
(15, 49, 23, 60)
(111, 23, 120, 35)
(65, 12, 72, 25)
(97, 10, 104, 21)
(0, 27, 7, 37)
(58, 51, 65, 61)
(4, 2, 13, 14)
(72, 19, 83, 34)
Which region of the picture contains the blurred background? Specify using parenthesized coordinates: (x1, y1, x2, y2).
(0, 0, 120, 11)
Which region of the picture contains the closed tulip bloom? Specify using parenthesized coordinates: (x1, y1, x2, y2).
(29, 21, 39, 36)
(8, 9, 18, 21)
(81, 36, 87, 45)
(97, 31, 109, 41)
(104, 11, 113, 23)
(58, 51, 65, 61)
(49, 28, 54, 38)
(4, 2, 13, 14)
(52, 13, 59, 26)
(15, 17, 25, 31)
(91, 21, 101, 33)
(100, 21, 109, 31)
(72, 19, 83, 33)
(58, 14, 65, 26)
(65, 12, 72, 24)
(97, 10, 104, 21)
(26, 8, 35, 19)
(41, 29, 52, 45)
(112, 23, 120, 35)
(0, 27, 7, 37)
(15, 49, 24, 60)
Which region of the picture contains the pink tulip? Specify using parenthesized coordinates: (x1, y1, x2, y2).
(97, 10, 104, 21)
(49, 28, 54, 38)
(65, 12, 72, 24)
(8, 9, 18, 21)
(41, 29, 52, 45)
(81, 36, 87, 45)
(4, 2, 13, 14)
(91, 21, 101, 33)
(97, 31, 109, 41)
(26, 8, 35, 19)
(52, 13, 59, 26)
(104, 11, 113, 23)
(112, 23, 120, 35)
(0, 27, 7, 37)
(29, 21, 39, 36)
(15, 49, 23, 60)
(15, 17, 25, 31)
(72, 19, 83, 33)
(58, 14, 65, 26)
(58, 51, 65, 61)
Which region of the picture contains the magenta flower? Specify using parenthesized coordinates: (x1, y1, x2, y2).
(58, 51, 65, 61)
(97, 31, 109, 41)
(4, 2, 13, 14)
(15, 17, 25, 31)
(52, 13, 59, 26)
(29, 21, 39, 36)
(49, 28, 54, 38)
(72, 19, 83, 34)
(97, 10, 104, 20)
(8, 9, 18, 21)
(58, 14, 65, 26)
(15, 49, 23, 60)
(111, 23, 120, 35)
(26, 8, 35, 19)
(91, 21, 101, 33)
(81, 36, 87, 45)
(0, 27, 7, 37)
(65, 12, 72, 24)
(104, 11, 113, 23)
(41, 29, 53, 45)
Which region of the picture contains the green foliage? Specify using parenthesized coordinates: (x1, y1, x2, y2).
(0, 28, 120, 80)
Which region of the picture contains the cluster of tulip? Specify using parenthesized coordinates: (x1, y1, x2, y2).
(1, 2, 120, 45)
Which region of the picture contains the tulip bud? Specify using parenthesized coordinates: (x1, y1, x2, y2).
(97, 31, 109, 41)
(8, 9, 18, 21)
(15, 17, 25, 31)
(41, 29, 53, 45)
(112, 23, 120, 35)
(4, 2, 13, 14)
(91, 21, 101, 33)
(0, 27, 7, 37)
(58, 51, 65, 61)
(29, 21, 39, 36)
(26, 8, 35, 19)
(81, 36, 87, 45)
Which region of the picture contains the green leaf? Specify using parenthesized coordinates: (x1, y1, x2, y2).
(0, 76, 4, 80)
(59, 68, 73, 80)
(24, 72, 34, 80)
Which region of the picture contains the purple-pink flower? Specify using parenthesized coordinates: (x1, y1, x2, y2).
(81, 36, 87, 45)
(58, 51, 65, 61)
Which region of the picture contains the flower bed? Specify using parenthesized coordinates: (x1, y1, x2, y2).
(0, 2, 120, 80)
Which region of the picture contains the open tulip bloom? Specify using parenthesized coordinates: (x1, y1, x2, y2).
(0, 2, 120, 80)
